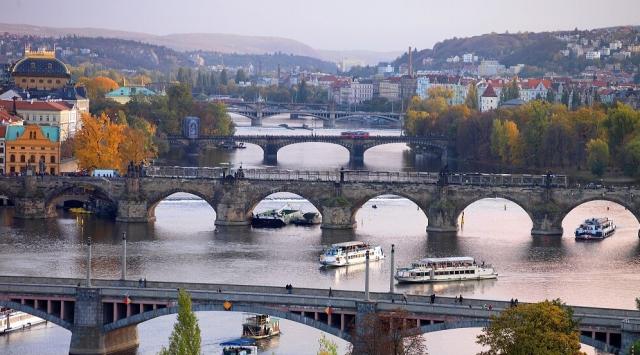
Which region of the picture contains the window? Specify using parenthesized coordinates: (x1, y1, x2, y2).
(50, 167, 55, 175)
(56, 80, 60, 84)
(19, 155, 25, 163)
(30, 79, 35, 83)
(29, 155, 35, 163)
(47, 79, 52, 84)
(9, 167, 14, 173)
(30, 62, 36, 70)
(21, 79, 26, 83)
(9, 155, 15, 163)
(38, 79, 43, 83)
(0, 148, 3, 154)
(47, 63, 53, 70)
(50, 156, 55, 164)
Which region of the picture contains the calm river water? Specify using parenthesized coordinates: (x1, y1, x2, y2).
(0, 117, 636, 354)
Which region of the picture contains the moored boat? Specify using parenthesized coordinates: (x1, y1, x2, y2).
(241, 314, 280, 340)
(575, 217, 616, 240)
(251, 204, 304, 228)
(0, 309, 46, 334)
(221, 338, 258, 355)
(394, 256, 497, 283)
(319, 241, 384, 267)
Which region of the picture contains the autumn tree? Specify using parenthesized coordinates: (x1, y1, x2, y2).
(349, 309, 427, 355)
(317, 334, 339, 355)
(465, 84, 479, 110)
(77, 76, 119, 102)
(477, 299, 584, 355)
(158, 289, 201, 355)
(74, 113, 124, 172)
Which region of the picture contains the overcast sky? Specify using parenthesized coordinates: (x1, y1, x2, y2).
(3, 0, 640, 52)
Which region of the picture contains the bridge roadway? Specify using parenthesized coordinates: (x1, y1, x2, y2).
(226, 101, 404, 127)
(0, 170, 636, 236)
(0, 275, 637, 354)
(168, 134, 449, 164)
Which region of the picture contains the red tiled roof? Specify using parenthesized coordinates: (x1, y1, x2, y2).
(0, 125, 6, 138)
(522, 79, 551, 90)
(482, 84, 498, 98)
(0, 107, 23, 124)
(0, 100, 70, 112)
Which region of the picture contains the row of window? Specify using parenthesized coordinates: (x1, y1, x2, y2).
(8, 166, 56, 175)
(10, 146, 56, 151)
(409, 270, 476, 277)
(20, 78, 62, 84)
(26, 114, 58, 122)
(8, 155, 56, 163)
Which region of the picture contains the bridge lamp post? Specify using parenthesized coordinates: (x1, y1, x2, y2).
(86, 236, 92, 287)
(121, 232, 127, 281)
(389, 244, 395, 294)
(365, 250, 370, 301)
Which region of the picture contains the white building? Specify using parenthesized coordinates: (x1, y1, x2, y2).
(0, 100, 79, 141)
(416, 77, 469, 105)
(519, 79, 551, 102)
(478, 60, 506, 77)
(378, 79, 401, 102)
(349, 80, 374, 104)
(480, 84, 499, 112)
(463, 53, 474, 63)
(609, 41, 623, 50)
(586, 51, 601, 60)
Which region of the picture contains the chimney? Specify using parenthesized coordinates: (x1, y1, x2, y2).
(11, 96, 18, 115)
(408, 46, 413, 78)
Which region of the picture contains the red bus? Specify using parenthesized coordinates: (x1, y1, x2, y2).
(340, 130, 370, 139)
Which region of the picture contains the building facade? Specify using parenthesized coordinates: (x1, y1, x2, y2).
(0, 100, 78, 141)
(480, 84, 499, 112)
(10, 48, 71, 90)
(5, 125, 60, 175)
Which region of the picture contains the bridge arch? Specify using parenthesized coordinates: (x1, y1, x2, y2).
(269, 142, 351, 165)
(455, 195, 535, 227)
(44, 183, 117, 218)
(246, 189, 324, 223)
(415, 319, 616, 353)
(557, 196, 640, 226)
(146, 189, 217, 221)
(0, 300, 72, 331)
(103, 303, 351, 341)
(350, 192, 428, 229)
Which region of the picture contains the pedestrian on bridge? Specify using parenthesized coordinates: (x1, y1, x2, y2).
(328, 287, 332, 297)
(459, 294, 464, 304)
(430, 293, 436, 304)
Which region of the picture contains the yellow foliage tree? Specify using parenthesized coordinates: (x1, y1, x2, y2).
(77, 76, 119, 101)
(74, 113, 124, 172)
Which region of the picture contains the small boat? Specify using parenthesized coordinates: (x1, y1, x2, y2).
(0, 309, 46, 334)
(320, 241, 385, 267)
(251, 204, 304, 228)
(242, 314, 280, 340)
(291, 212, 321, 226)
(218, 141, 245, 150)
(575, 217, 616, 240)
(372, 204, 378, 209)
(69, 207, 92, 214)
(221, 338, 258, 355)
(394, 256, 497, 283)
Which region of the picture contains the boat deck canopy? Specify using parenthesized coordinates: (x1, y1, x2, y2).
(419, 256, 475, 264)
(331, 241, 367, 248)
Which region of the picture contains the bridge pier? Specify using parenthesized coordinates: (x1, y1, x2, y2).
(426, 196, 459, 233)
(13, 197, 49, 219)
(215, 202, 250, 226)
(352, 301, 378, 354)
(251, 111, 263, 127)
(69, 288, 139, 355)
(263, 143, 279, 164)
(349, 144, 365, 164)
(321, 206, 356, 229)
(621, 319, 640, 353)
(531, 212, 564, 236)
(116, 200, 152, 223)
(325, 113, 336, 129)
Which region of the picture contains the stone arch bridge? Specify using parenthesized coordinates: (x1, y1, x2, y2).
(168, 134, 449, 165)
(0, 276, 636, 354)
(0, 171, 638, 236)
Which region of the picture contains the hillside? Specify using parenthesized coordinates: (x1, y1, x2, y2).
(0, 23, 398, 64)
(393, 26, 640, 75)
(0, 34, 336, 73)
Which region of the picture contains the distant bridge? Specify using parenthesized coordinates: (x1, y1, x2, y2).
(0, 276, 637, 354)
(226, 101, 404, 127)
(168, 134, 449, 164)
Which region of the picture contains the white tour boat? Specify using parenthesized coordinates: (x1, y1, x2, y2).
(575, 217, 616, 240)
(0, 309, 46, 334)
(319, 241, 385, 267)
(394, 256, 497, 283)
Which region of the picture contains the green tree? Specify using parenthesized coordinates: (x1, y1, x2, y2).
(605, 103, 640, 158)
(477, 299, 584, 355)
(297, 79, 309, 103)
(622, 137, 640, 176)
(317, 334, 339, 355)
(586, 138, 609, 177)
(465, 84, 478, 110)
(158, 289, 201, 355)
(220, 69, 228, 85)
(235, 69, 248, 84)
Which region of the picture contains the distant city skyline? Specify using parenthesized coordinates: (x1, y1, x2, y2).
(3, 0, 640, 52)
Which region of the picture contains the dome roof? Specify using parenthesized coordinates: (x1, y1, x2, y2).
(12, 57, 71, 78)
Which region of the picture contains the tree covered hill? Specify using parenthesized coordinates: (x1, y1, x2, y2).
(395, 26, 640, 75)
(0, 34, 336, 73)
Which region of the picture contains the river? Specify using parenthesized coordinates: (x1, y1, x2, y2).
(0, 117, 636, 354)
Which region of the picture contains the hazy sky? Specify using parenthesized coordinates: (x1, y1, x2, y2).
(3, 0, 640, 52)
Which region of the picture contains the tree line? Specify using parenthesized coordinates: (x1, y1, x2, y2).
(405, 87, 640, 178)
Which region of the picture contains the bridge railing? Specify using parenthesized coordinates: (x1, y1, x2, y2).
(145, 166, 567, 187)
